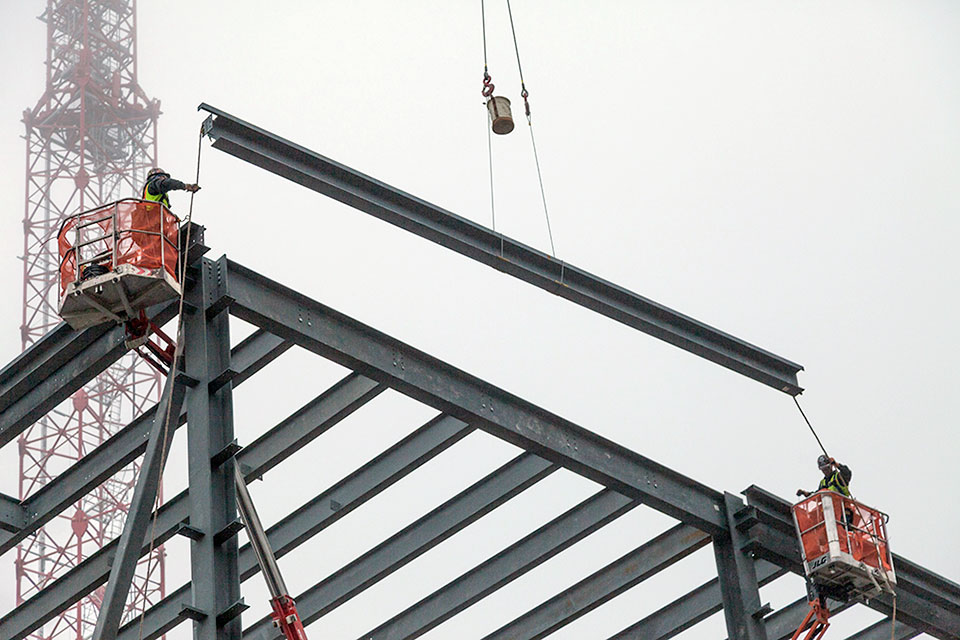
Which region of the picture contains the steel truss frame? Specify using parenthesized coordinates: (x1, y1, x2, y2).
(1, 253, 957, 640)
(3, 112, 959, 640)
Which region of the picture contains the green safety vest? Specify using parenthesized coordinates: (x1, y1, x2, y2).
(142, 180, 170, 208)
(818, 470, 851, 497)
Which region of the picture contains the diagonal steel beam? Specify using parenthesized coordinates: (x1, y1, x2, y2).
(756, 596, 852, 640)
(115, 413, 475, 640)
(481, 523, 710, 640)
(0, 328, 289, 554)
(198, 103, 804, 396)
(244, 452, 558, 640)
(92, 370, 188, 640)
(0, 492, 25, 533)
(0, 372, 384, 640)
(845, 618, 919, 640)
(606, 559, 786, 640)
(355, 489, 638, 640)
(226, 259, 728, 534)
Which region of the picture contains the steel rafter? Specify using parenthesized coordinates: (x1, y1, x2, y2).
(197, 104, 804, 396)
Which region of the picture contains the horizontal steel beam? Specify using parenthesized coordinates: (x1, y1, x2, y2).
(0, 328, 290, 555)
(606, 559, 786, 639)
(743, 486, 959, 640)
(226, 259, 728, 534)
(198, 103, 804, 395)
(117, 413, 475, 640)
(0, 373, 384, 640)
(356, 489, 637, 640)
(244, 451, 557, 640)
(482, 523, 710, 640)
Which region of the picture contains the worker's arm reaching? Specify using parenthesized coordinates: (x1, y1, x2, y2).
(146, 174, 200, 195)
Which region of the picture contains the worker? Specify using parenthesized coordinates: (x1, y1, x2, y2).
(796, 454, 852, 498)
(797, 454, 855, 525)
(142, 167, 200, 207)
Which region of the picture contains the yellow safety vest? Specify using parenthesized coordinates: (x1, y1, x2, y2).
(142, 181, 170, 209)
(818, 470, 851, 497)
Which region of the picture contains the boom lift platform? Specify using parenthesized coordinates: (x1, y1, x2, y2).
(790, 491, 896, 640)
(57, 198, 182, 372)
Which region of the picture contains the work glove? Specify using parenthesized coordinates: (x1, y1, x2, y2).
(185, 183, 201, 193)
(796, 489, 809, 498)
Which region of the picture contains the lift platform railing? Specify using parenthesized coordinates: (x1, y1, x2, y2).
(58, 198, 180, 293)
(793, 491, 896, 599)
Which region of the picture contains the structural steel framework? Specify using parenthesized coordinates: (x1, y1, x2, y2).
(18, 2, 164, 638)
(2, 108, 959, 640)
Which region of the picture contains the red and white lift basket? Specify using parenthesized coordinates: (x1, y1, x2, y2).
(57, 199, 181, 331)
(792, 491, 896, 599)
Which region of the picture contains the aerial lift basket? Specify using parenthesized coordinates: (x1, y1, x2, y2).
(57, 198, 181, 331)
(792, 491, 896, 600)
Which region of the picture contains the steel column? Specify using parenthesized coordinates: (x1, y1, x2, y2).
(0, 493, 24, 533)
(356, 489, 637, 640)
(714, 492, 769, 640)
(92, 371, 188, 640)
(118, 413, 475, 640)
(225, 259, 728, 534)
(482, 524, 710, 640)
(197, 104, 803, 395)
(182, 257, 242, 640)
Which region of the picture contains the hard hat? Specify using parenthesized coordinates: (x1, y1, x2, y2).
(817, 454, 831, 468)
(147, 167, 168, 178)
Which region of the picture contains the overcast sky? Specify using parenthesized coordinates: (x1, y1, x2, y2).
(0, 2, 958, 639)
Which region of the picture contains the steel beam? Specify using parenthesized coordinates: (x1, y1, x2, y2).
(355, 489, 637, 640)
(198, 103, 804, 396)
(226, 259, 728, 534)
(0, 328, 289, 554)
(714, 492, 769, 640)
(244, 452, 558, 640)
(605, 560, 786, 639)
(845, 619, 919, 640)
(0, 371, 382, 640)
(0, 492, 24, 533)
(481, 524, 710, 640)
(743, 485, 960, 640)
(117, 413, 475, 640)
(92, 370, 188, 640)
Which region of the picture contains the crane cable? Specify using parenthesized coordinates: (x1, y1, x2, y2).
(480, 0, 556, 257)
(134, 127, 204, 640)
(506, 0, 556, 258)
(792, 395, 897, 639)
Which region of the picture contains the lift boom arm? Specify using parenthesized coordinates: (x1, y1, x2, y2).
(234, 467, 308, 640)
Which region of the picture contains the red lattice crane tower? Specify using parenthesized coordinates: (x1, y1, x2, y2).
(17, 2, 166, 638)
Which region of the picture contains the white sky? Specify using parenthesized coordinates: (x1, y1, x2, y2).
(0, 2, 958, 639)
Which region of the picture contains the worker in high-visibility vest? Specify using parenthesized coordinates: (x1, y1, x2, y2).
(142, 167, 200, 207)
(796, 454, 852, 498)
(797, 455, 855, 525)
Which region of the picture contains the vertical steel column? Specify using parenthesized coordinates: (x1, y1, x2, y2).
(714, 493, 769, 640)
(184, 257, 243, 640)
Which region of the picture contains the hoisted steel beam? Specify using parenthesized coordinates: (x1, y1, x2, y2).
(197, 104, 804, 396)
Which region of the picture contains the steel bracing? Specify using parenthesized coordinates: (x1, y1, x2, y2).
(2, 107, 958, 640)
(0, 249, 957, 640)
(18, 2, 165, 638)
